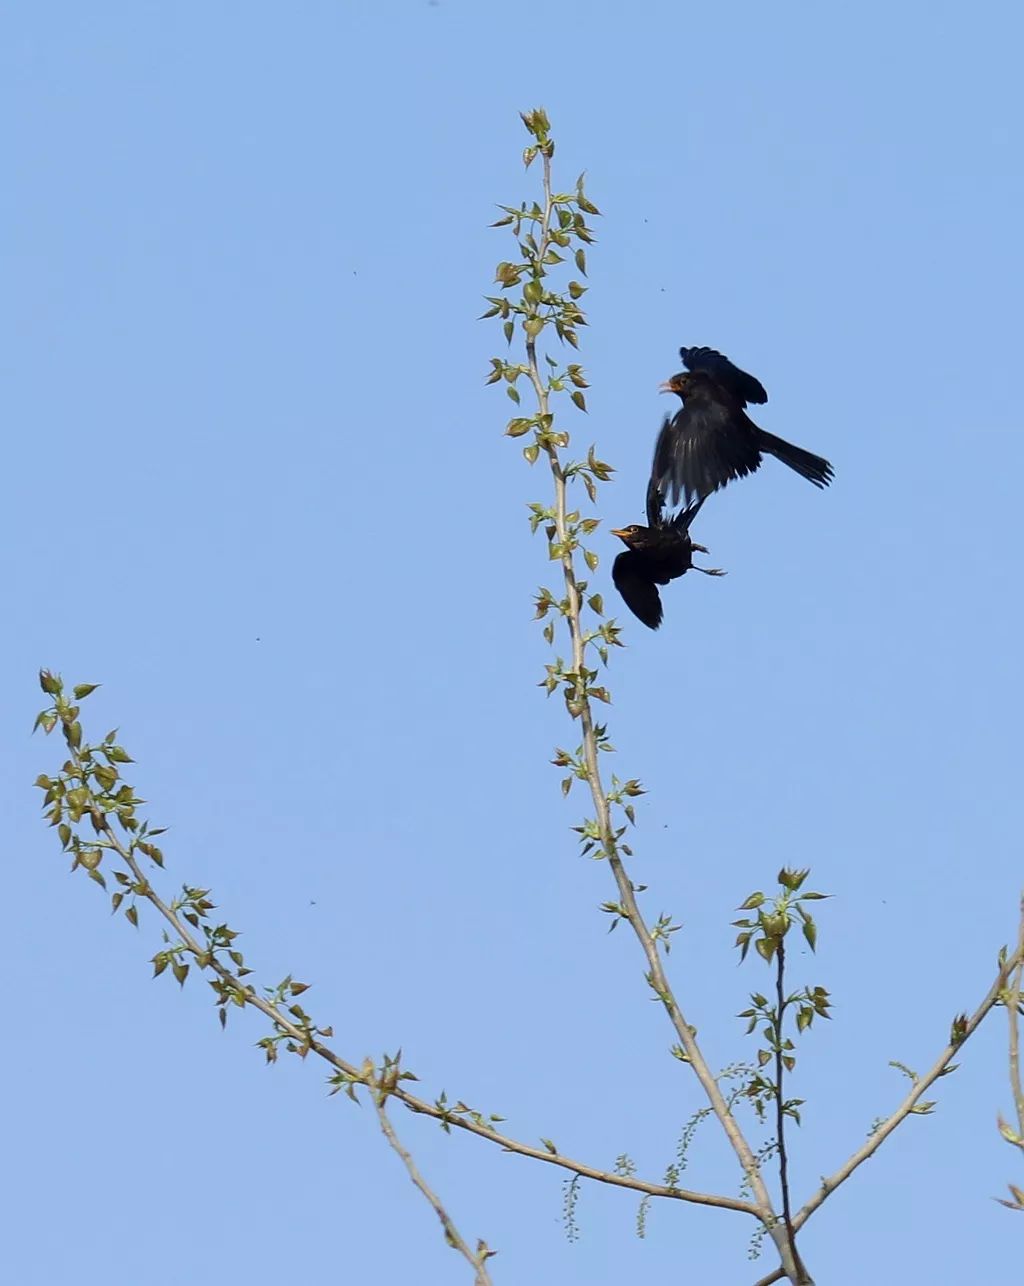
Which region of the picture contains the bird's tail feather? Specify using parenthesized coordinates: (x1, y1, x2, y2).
(756, 430, 833, 489)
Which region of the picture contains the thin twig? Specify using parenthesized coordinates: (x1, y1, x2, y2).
(375, 1094, 494, 1285)
(997, 893, 1024, 1210)
(522, 150, 803, 1286)
(792, 931, 1024, 1231)
(773, 940, 807, 1282)
(752, 1268, 786, 1286)
(1007, 896, 1024, 1141)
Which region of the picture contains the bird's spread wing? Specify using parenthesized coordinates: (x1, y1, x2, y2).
(612, 551, 663, 630)
(656, 398, 763, 505)
(650, 415, 684, 513)
(680, 346, 768, 406)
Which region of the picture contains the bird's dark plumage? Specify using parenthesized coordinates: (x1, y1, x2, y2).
(611, 431, 725, 630)
(679, 346, 768, 406)
(611, 549, 667, 629)
(657, 348, 834, 505)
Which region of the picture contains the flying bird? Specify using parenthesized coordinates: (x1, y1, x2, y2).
(655, 347, 833, 505)
(611, 474, 725, 631)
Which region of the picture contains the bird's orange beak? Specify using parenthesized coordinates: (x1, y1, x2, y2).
(658, 381, 673, 393)
(610, 528, 629, 540)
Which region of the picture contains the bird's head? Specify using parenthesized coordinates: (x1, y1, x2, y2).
(610, 524, 651, 550)
(658, 372, 691, 399)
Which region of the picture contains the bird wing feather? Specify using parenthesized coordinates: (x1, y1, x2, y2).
(644, 472, 666, 529)
(670, 493, 705, 535)
(649, 419, 705, 528)
(658, 398, 763, 505)
(612, 551, 664, 630)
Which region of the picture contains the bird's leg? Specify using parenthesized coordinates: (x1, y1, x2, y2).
(690, 540, 726, 576)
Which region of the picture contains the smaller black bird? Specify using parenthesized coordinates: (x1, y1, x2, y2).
(656, 347, 834, 505)
(611, 476, 725, 630)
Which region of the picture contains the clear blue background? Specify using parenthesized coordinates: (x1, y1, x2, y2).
(4, 3, 1022, 1282)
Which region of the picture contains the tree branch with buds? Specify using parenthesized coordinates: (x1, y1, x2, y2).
(31, 109, 1024, 1286)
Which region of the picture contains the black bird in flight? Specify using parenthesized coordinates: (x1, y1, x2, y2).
(654, 346, 834, 505)
(611, 473, 725, 631)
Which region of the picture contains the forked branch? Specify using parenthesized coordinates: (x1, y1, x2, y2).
(793, 915, 1024, 1231)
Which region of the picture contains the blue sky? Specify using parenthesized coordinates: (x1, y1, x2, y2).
(4, 3, 1023, 1282)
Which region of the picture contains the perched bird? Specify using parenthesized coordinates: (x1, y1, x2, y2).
(611, 474, 725, 631)
(654, 346, 833, 505)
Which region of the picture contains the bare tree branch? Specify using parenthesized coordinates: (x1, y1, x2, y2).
(996, 894, 1024, 1210)
(375, 1094, 494, 1285)
(793, 928, 1024, 1231)
(1006, 897, 1024, 1140)
(395, 1090, 758, 1215)
(773, 940, 809, 1282)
